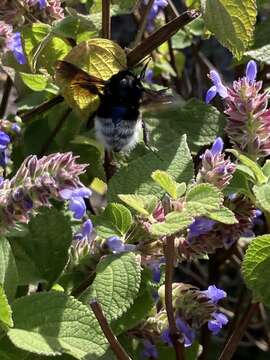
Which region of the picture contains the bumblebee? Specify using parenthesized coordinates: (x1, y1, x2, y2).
(56, 60, 170, 152)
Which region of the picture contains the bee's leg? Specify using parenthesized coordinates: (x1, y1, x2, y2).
(104, 150, 116, 181)
(142, 119, 150, 147)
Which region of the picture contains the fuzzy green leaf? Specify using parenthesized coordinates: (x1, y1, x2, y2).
(80, 253, 141, 322)
(0, 286, 13, 329)
(10, 208, 72, 287)
(7, 292, 108, 358)
(207, 206, 238, 224)
(228, 149, 267, 185)
(150, 211, 194, 236)
(0, 237, 18, 301)
(108, 135, 193, 201)
(253, 184, 270, 213)
(19, 73, 58, 93)
(145, 99, 226, 152)
(242, 235, 270, 305)
(202, 0, 257, 59)
(118, 194, 158, 216)
(185, 184, 223, 216)
(151, 170, 179, 199)
(92, 203, 133, 238)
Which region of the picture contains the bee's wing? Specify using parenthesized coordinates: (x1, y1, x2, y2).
(55, 60, 106, 96)
(141, 88, 173, 107)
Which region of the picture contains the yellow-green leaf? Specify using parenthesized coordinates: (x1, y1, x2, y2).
(202, 0, 257, 59)
(0, 286, 13, 329)
(55, 38, 127, 118)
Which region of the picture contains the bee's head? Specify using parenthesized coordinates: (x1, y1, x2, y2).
(105, 70, 143, 105)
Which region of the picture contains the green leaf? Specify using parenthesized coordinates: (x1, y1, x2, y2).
(145, 99, 226, 152)
(112, 270, 154, 335)
(92, 203, 133, 238)
(0, 237, 18, 301)
(80, 253, 141, 322)
(151, 170, 179, 199)
(51, 15, 95, 39)
(21, 23, 71, 74)
(202, 0, 257, 59)
(108, 135, 193, 201)
(118, 194, 158, 216)
(185, 184, 223, 216)
(10, 208, 72, 287)
(150, 211, 194, 236)
(262, 160, 270, 178)
(0, 286, 13, 329)
(242, 235, 270, 305)
(207, 206, 238, 224)
(224, 168, 253, 197)
(253, 184, 270, 213)
(228, 149, 267, 185)
(19, 73, 58, 93)
(7, 292, 108, 358)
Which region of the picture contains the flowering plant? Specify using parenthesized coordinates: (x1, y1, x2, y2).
(0, 1, 269, 360)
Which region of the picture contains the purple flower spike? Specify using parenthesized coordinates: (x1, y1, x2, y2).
(205, 70, 228, 103)
(176, 318, 196, 347)
(142, 340, 158, 359)
(246, 60, 257, 83)
(0, 131, 10, 150)
(60, 187, 92, 219)
(208, 312, 228, 334)
(203, 285, 227, 303)
(0, 149, 9, 167)
(211, 137, 224, 156)
(188, 217, 216, 240)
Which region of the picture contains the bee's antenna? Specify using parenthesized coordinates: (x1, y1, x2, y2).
(139, 57, 152, 81)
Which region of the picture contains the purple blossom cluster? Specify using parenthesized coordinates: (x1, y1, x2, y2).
(0, 152, 89, 233)
(206, 61, 270, 159)
(197, 137, 236, 189)
(0, 120, 21, 169)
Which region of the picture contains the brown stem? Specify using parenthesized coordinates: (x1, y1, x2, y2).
(133, 0, 155, 46)
(218, 302, 259, 360)
(164, 234, 185, 360)
(0, 75, 12, 118)
(127, 10, 199, 67)
(20, 95, 64, 123)
(38, 108, 71, 157)
(90, 301, 132, 360)
(102, 0, 111, 39)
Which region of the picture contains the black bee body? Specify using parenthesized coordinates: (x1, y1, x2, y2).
(94, 70, 144, 152)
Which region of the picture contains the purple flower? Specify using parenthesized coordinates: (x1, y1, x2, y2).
(161, 318, 196, 348)
(142, 340, 158, 359)
(0, 149, 9, 167)
(246, 60, 257, 83)
(144, 0, 168, 31)
(148, 258, 165, 283)
(6, 32, 26, 65)
(144, 69, 154, 83)
(106, 236, 136, 254)
(205, 70, 228, 103)
(0, 131, 10, 150)
(11, 123, 21, 134)
(188, 217, 216, 240)
(202, 285, 227, 303)
(210, 137, 224, 156)
(208, 312, 228, 335)
(176, 318, 196, 347)
(38, 0, 47, 9)
(74, 219, 93, 241)
(60, 187, 92, 219)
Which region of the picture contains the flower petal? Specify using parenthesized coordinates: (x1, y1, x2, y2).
(246, 60, 257, 83)
(211, 137, 224, 155)
(205, 86, 217, 104)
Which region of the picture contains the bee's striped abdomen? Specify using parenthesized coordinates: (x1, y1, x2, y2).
(94, 116, 142, 152)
